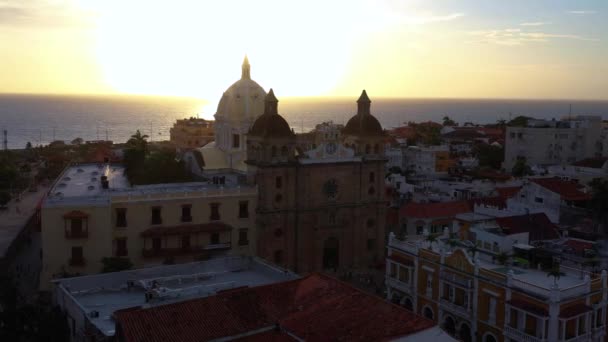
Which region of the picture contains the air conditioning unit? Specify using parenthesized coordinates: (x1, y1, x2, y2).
(89, 310, 99, 318)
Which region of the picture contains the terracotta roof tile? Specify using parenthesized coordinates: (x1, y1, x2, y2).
(571, 157, 608, 168)
(495, 186, 522, 199)
(495, 213, 560, 241)
(564, 239, 595, 254)
(530, 177, 591, 201)
(115, 273, 435, 342)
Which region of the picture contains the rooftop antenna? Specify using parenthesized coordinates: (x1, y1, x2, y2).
(3, 129, 7, 152)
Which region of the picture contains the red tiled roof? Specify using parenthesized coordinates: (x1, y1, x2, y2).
(564, 239, 594, 254)
(571, 157, 608, 169)
(495, 213, 560, 241)
(400, 201, 472, 219)
(559, 303, 592, 318)
(140, 222, 233, 237)
(386, 207, 399, 226)
(495, 186, 522, 199)
(530, 177, 591, 201)
(115, 273, 435, 342)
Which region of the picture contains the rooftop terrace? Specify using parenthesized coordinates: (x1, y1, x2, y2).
(388, 233, 601, 299)
(53, 256, 297, 337)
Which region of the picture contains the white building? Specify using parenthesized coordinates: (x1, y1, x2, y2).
(504, 115, 607, 170)
(197, 56, 267, 177)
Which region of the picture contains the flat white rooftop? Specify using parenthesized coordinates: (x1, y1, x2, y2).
(54, 256, 297, 337)
(43, 163, 256, 207)
(47, 163, 128, 199)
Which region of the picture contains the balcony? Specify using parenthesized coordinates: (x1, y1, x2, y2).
(504, 326, 546, 342)
(439, 298, 472, 319)
(69, 257, 86, 266)
(385, 276, 414, 295)
(563, 332, 592, 342)
(65, 230, 88, 239)
(440, 270, 472, 288)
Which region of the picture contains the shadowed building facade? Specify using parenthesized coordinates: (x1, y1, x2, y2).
(246, 89, 388, 273)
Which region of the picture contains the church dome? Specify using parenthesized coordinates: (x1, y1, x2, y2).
(249, 89, 294, 138)
(215, 56, 266, 122)
(343, 90, 384, 137)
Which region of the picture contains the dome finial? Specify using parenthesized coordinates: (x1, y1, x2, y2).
(264, 88, 278, 115)
(357, 89, 371, 115)
(242, 55, 251, 80)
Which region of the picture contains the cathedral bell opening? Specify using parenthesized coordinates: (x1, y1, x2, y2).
(323, 237, 340, 270)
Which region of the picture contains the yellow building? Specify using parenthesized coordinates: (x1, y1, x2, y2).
(385, 233, 607, 342)
(169, 117, 214, 149)
(40, 163, 256, 290)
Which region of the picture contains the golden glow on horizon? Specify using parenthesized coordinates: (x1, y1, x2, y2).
(0, 0, 606, 100)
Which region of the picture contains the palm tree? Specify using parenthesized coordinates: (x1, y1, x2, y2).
(547, 263, 565, 286)
(127, 130, 149, 152)
(468, 245, 479, 258)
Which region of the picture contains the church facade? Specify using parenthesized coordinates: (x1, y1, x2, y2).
(193, 57, 389, 273)
(245, 88, 388, 273)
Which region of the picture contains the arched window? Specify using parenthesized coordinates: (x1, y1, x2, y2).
(423, 306, 434, 320)
(368, 187, 375, 195)
(281, 146, 288, 156)
(274, 250, 284, 264)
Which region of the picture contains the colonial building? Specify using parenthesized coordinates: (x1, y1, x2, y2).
(40, 164, 257, 290)
(386, 233, 608, 342)
(169, 117, 214, 149)
(246, 89, 388, 273)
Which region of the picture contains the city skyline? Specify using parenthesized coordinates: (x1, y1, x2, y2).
(0, 0, 607, 100)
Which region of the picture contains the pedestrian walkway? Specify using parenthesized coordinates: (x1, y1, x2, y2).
(0, 185, 48, 259)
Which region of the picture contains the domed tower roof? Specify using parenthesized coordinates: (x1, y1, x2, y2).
(215, 56, 267, 122)
(343, 90, 384, 137)
(249, 89, 294, 138)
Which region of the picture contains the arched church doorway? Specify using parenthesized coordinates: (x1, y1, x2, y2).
(443, 316, 456, 336)
(403, 297, 413, 311)
(459, 322, 472, 342)
(323, 237, 339, 270)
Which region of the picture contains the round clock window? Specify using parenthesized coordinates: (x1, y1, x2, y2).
(325, 142, 337, 155)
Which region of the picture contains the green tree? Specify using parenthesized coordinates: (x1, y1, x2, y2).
(124, 130, 150, 183)
(71, 137, 84, 145)
(442, 116, 456, 126)
(425, 233, 438, 251)
(101, 257, 134, 273)
(507, 115, 532, 127)
(25, 141, 32, 149)
(0, 191, 10, 207)
(127, 130, 149, 152)
(546, 263, 565, 286)
(475, 144, 504, 170)
(512, 157, 532, 177)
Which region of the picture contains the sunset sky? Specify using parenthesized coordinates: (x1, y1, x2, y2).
(1, 0, 607, 100)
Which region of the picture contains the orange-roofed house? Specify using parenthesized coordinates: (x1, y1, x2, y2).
(507, 177, 591, 223)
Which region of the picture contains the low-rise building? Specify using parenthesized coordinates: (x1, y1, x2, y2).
(40, 163, 257, 290)
(386, 233, 608, 342)
(546, 157, 608, 184)
(53, 256, 297, 341)
(169, 117, 214, 149)
(399, 201, 472, 237)
(114, 271, 455, 342)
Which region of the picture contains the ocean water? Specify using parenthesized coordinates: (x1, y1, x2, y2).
(1, 94, 607, 149)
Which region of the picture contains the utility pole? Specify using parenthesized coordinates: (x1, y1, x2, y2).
(3, 129, 7, 152)
(52, 127, 56, 142)
(106, 129, 109, 141)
